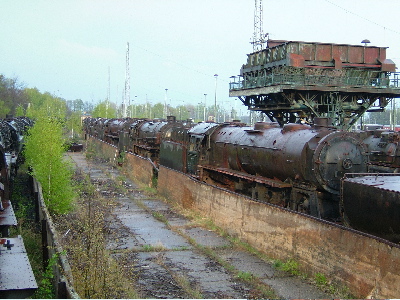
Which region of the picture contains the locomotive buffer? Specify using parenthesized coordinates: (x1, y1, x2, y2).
(229, 40, 400, 130)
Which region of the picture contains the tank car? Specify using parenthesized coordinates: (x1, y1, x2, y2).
(341, 173, 400, 242)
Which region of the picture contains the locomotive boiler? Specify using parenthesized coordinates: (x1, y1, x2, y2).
(160, 118, 369, 220)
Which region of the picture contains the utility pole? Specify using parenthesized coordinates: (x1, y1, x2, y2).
(251, 0, 267, 52)
(203, 93, 207, 121)
(214, 74, 218, 122)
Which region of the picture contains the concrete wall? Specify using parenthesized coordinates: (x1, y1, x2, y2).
(90, 137, 400, 298)
(157, 166, 400, 299)
(33, 179, 79, 299)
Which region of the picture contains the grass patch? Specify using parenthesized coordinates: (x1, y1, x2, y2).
(237, 271, 254, 281)
(315, 272, 328, 287)
(55, 173, 139, 298)
(141, 243, 167, 252)
(280, 258, 300, 276)
(152, 211, 169, 224)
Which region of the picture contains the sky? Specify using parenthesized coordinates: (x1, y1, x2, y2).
(1, 0, 400, 113)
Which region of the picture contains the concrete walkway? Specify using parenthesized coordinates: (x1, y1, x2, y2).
(67, 152, 332, 299)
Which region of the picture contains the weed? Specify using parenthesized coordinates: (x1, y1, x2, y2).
(313, 273, 353, 298)
(152, 211, 169, 224)
(117, 151, 126, 164)
(237, 271, 254, 281)
(273, 259, 283, 269)
(283, 259, 300, 276)
(56, 178, 139, 298)
(315, 272, 328, 287)
(142, 243, 167, 252)
(142, 186, 158, 195)
(33, 252, 64, 298)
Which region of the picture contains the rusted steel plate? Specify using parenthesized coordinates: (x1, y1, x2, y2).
(0, 236, 37, 298)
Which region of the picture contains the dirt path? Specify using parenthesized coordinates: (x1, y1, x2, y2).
(67, 152, 332, 299)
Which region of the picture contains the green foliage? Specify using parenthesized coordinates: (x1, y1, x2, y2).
(315, 272, 328, 287)
(33, 253, 60, 298)
(24, 117, 75, 214)
(274, 258, 300, 276)
(66, 111, 82, 140)
(25, 88, 67, 120)
(0, 75, 28, 117)
(92, 100, 116, 118)
(0, 99, 11, 117)
(236, 271, 254, 281)
(15, 105, 25, 116)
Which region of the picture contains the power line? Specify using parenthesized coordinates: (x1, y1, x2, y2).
(324, 0, 400, 36)
(132, 43, 229, 83)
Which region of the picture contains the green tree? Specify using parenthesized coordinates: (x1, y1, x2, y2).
(24, 117, 75, 214)
(92, 100, 116, 118)
(67, 111, 83, 140)
(152, 102, 164, 118)
(0, 75, 28, 117)
(15, 105, 25, 117)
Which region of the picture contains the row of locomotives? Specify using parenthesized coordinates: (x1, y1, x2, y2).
(0, 116, 37, 297)
(160, 117, 368, 221)
(85, 115, 400, 241)
(83, 116, 194, 168)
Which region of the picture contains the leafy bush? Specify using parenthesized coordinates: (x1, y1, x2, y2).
(24, 117, 75, 214)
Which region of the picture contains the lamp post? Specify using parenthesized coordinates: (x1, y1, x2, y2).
(214, 74, 218, 122)
(164, 88, 168, 119)
(134, 95, 137, 118)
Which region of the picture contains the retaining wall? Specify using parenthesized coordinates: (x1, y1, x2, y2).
(91, 138, 154, 186)
(91, 137, 400, 298)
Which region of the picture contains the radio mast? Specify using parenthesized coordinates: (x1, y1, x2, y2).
(123, 42, 130, 118)
(251, 0, 267, 52)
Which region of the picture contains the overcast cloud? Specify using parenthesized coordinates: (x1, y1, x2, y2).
(1, 0, 400, 111)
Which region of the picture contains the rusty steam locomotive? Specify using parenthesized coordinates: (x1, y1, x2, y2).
(84, 115, 400, 242)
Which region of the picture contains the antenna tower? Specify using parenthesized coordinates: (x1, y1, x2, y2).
(123, 42, 130, 118)
(251, 0, 267, 52)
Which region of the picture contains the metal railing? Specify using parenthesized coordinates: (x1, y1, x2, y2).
(229, 72, 400, 91)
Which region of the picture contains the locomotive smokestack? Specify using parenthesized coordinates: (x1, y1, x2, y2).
(167, 116, 176, 123)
